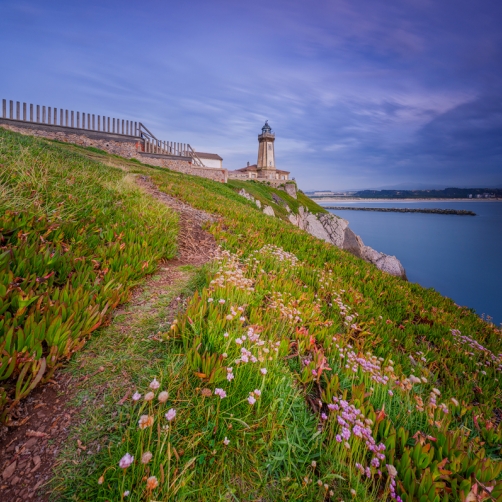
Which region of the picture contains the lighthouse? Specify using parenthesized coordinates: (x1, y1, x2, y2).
(257, 120, 276, 179)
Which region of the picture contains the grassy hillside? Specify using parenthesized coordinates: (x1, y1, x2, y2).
(0, 129, 178, 421)
(1, 128, 501, 501)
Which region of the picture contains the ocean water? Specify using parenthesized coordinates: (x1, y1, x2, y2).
(321, 201, 502, 326)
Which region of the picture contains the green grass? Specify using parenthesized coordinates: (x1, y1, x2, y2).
(227, 179, 327, 220)
(0, 129, 178, 420)
(1, 128, 501, 501)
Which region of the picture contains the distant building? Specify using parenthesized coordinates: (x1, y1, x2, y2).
(195, 152, 223, 169)
(228, 121, 290, 184)
(468, 194, 472, 198)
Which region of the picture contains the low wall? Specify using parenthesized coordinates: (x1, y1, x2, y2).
(0, 119, 228, 183)
(138, 153, 228, 183)
(0, 119, 140, 158)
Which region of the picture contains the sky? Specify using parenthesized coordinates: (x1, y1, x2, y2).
(1, 0, 501, 190)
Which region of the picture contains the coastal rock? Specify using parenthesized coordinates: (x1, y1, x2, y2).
(280, 183, 298, 199)
(263, 206, 275, 217)
(255, 199, 262, 209)
(239, 189, 254, 201)
(290, 206, 407, 279)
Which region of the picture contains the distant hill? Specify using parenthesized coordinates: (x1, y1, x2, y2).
(353, 187, 502, 198)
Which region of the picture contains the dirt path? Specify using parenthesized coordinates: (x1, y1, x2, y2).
(0, 175, 218, 501)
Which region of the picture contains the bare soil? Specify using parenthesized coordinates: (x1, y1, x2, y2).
(0, 175, 218, 501)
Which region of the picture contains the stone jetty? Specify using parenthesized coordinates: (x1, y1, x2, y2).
(324, 207, 476, 216)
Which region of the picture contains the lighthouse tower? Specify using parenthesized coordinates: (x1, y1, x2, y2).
(257, 121, 276, 179)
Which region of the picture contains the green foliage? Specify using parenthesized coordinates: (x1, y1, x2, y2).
(2, 129, 500, 500)
(0, 129, 178, 419)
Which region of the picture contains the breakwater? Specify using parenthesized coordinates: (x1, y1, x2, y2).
(324, 206, 476, 216)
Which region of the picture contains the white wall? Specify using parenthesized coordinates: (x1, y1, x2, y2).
(199, 157, 222, 169)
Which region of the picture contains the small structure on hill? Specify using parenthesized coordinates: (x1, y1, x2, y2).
(195, 152, 223, 169)
(229, 121, 290, 184)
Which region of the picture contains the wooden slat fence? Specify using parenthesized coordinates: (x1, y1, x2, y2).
(2, 99, 141, 136)
(2, 98, 207, 167)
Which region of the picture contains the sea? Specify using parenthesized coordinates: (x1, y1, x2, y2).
(320, 201, 502, 327)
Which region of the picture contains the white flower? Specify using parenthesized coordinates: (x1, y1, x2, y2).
(223, 437, 230, 446)
(223, 332, 229, 338)
(208, 298, 213, 303)
(149, 378, 160, 390)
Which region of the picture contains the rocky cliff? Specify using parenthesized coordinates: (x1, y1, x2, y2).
(238, 189, 406, 279)
(289, 207, 407, 279)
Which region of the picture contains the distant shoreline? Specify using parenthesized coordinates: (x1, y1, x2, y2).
(314, 197, 502, 203)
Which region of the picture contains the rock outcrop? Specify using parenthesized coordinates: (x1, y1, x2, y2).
(237, 189, 406, 279)
(290, 207, 407, 279)
(263, 205, 275, 217)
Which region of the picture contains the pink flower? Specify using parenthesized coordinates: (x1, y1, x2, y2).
(227, 372, 234, 381)
(260, 368, 267, 375)
(235, 338, 243, 345)
(146, 476, 158, 490)
(119, 453, 134, 468)
(214, 388, 227, 399)
(138, 415, 154, 429)
(158, 391, 169, 403)
(248, 395, 256, 405)
(219, 299, 226, 304)
(141, 451, 153, 464)
(149, 378, 160, 390)
(253, 389, 261, 396)
(223, 437, 230, 446)
(132, 392, 142, 401)
(144, 392, 155, 402)
(165, 408, 176, 421)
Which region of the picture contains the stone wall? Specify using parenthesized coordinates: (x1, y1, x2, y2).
(0, 120, 140, 157)
(138, 153, 228, 183)
(0, 119, 228, 183)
